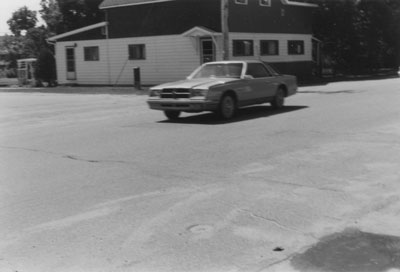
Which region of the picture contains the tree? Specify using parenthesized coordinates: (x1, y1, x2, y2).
(39, 0, 104, 34)
(56, 0, 104, 33)
(313, 0, 400, 74)
(313, 0, 359, 73)
(24, 27, 50, 57)
(40, 0, 63, 35)
(1, 35, 28, 76)
(7, 6, 38, 36)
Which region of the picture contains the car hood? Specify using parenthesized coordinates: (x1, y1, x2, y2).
(152, 77, 239, 90)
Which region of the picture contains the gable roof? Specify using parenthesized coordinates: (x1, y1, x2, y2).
(99, 0, 317, 9)
(48, 22, 107, 42)
(182, 26, 221, 38)
(99, 0, 173, 9)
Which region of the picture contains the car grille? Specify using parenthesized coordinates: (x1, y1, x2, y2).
(161, 88, 190, 99)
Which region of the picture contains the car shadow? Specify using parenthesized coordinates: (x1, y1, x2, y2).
(157, 105, 308, 125)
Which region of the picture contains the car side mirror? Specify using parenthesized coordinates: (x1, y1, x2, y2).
(243, 75, 254, 80)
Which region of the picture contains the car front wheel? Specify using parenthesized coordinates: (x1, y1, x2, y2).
(164, 110, 181, 120)
(271, 87, 285, 109)
(218, 94, 236, 119)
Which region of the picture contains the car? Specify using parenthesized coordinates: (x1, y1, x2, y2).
(147, 60, 298, 120)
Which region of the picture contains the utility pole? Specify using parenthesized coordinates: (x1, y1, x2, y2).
(221, 0, 230, 60)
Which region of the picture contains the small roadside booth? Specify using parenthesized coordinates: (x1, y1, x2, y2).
(17, 58, 37, 86)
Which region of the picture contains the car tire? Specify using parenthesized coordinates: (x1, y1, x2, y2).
(218, 94, 236, 120)
(164, 110, 181, 120)
(271, 87, 285, 109)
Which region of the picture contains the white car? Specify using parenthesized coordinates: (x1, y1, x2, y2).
(147, 60, 297, 120)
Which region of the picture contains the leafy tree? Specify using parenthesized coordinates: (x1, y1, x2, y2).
(39, 0, 104, 34)
(23, 27, 50, 57)
(313, 0, 359, 73)
(2, 35, 29, 63)
(40, 0, 63, 35)
(7, 6, 38, 36)
(56, 0, 104, 33)
(314, 0, 400, 74)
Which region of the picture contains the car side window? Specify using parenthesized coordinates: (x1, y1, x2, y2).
(246, 63, 272, 78)
(264, 63, 280, 76)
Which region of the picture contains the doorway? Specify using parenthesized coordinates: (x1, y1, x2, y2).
(200, 38, 215, 64)
(66, 47, 76, 80)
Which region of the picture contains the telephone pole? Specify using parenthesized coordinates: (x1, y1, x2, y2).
(221, 0, 230, 60)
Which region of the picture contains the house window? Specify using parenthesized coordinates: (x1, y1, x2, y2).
(260, 40, 279, 55)
(288, 40, 305, 55)
(84, 46, 99, 61)
(235, 0, 248, 5)
(128, 44, 146, 60)
(260, 0, 271, 7)
(233, 40, 254, 57)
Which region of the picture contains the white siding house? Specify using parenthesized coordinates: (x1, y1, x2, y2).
(48, 0, 318, 86)
(50, 27, 225, 85)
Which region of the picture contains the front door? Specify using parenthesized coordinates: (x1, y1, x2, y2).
(200, 38, 215, 64)
(66, 47, 76, 80)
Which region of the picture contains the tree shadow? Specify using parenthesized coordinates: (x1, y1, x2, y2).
(157, 105, 308, 125)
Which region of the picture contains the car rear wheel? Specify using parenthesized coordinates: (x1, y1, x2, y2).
(271, 87, 285, 109)
(164, 110, 181, 120)
(218, 94, 236, 119)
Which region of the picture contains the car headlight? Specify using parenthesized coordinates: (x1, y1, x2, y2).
(149, 89, 162, 97)
(190, 89, 207, 97)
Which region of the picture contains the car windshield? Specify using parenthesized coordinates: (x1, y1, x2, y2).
(191, 63, 243, 79)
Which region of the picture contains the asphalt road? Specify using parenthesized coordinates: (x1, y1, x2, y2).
(1, 77, 400, 272)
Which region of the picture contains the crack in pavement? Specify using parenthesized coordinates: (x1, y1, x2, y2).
(262, 177, 345, 194)
(215, 199, 315, 238)
(240, 208, 305, 234)
(1, 145, 131, 165)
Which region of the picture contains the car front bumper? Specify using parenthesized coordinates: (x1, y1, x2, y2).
(147, 98, 218, 112)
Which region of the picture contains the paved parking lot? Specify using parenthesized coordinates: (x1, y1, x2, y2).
(1, 77, 400, 272)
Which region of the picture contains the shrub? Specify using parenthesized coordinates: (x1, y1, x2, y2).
(35, 48, 57, 86)
(6, 69, 17, 78)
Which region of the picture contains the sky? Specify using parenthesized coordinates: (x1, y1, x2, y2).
(0, 0, 42, 35)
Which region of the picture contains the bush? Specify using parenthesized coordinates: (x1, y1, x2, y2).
(35, 48, 57, 86)
(6, 69, 17, 78)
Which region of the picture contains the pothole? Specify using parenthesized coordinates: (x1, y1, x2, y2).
(292, 228, 400, 272)
(186, 224, 213, 234)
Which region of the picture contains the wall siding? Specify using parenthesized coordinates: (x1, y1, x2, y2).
(55, 33, 313, 85)
(56, 40, 110, 85)
(56, 35, 216, 85)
